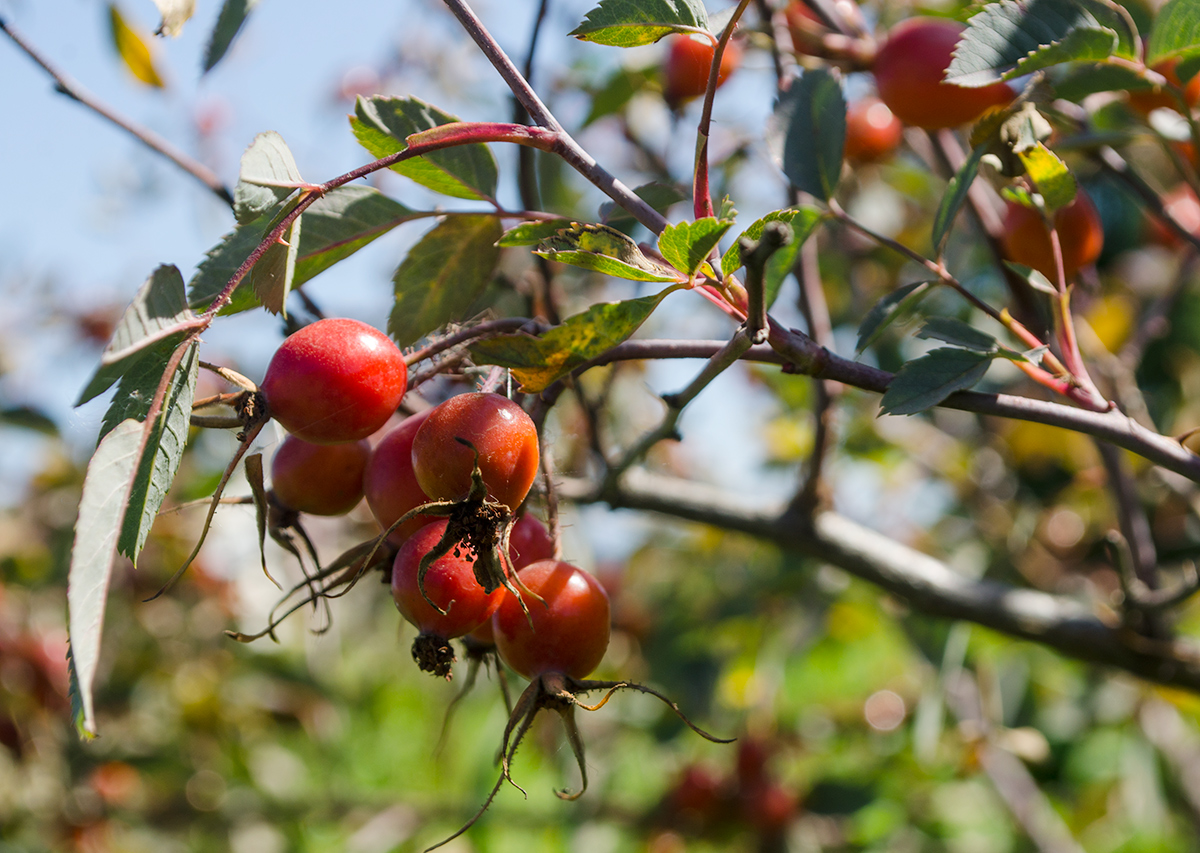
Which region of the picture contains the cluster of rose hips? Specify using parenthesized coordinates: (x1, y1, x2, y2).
(257, 317, 610, 684)
(248, 317, 719, 843)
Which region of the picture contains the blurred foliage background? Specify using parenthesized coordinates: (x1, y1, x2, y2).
(6, 0, 1200, 851)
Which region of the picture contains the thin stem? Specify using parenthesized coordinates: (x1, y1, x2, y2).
(603, 329, 754, 490)
(441, 0, 668, 234)
(693, 0, 753, 220)
(2, 19, 234, 208)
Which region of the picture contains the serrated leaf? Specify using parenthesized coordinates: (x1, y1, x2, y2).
(933, 142, 986, 254)
(599, 182, 687, 229)
(916, 317, 999, 351)
(1011, 26, 1120, 78)
(1004, 261, 1058, 293)
(1019, 142, 1076, 211)
(250, 214, 301, 315)
(105, 343, 199, 562)
(856, 281, 935, 354)
(234, 131, 303, 225)
(723, 209, 809, 273)
(1147, 0, 1200, 67)
(203, 0, 260, 72)
(188, 186, 422, 313)
(498, 219, 574, 247)
(584, 65, 658, 126)
(78, 266, 198, 406)
(880, 347, 993, 415)
(659, 217, 734, 276)
(151, 0, 194, 36)
(108, 4, 164, 87)
(535, 223, 683, 282)
(1053, 62, 1156, 101)
(68, 417, 144, 737)
(569, 0, 711, 47)
(470, 285, 683, 391)
(351, 96, 498, 201)
(389, 215, 503, 346)
(948, 0, 1137, 86)
(768, 69, 846, 201)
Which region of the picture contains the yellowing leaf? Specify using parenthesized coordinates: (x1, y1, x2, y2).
(109, 4, 165, 88)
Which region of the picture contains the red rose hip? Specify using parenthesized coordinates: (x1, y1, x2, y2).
(412, 392, 539, 512)
(260, 318, 407, 444)
(492, 560, 611, 680)
(270, 434, 370, 516)
(364, 409, 434, 545)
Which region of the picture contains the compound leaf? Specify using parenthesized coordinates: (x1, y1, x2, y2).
(569, 0, 711, 47)
(389, 215, 503, 346)
(768, 68, 845, 201)
(880, 347, 993, 415)
(351, 96, 498, 201)
(470, 285, 684, 391)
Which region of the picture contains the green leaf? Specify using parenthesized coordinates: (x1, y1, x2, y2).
(1147, 0, 1200, 67)
(351, 96, 498, 201)
(67, 417, 144, 737)
(1004, 261, 1058, 294)
(108, 4, 165, 87)
(1012, 26, 1120, 77)
(203, 0, 260, 72)
(722, 208, 822, 275)
(599, 182, 687, 229)
(389, 215, 503, 346)
(101, 343, 199, 563)
(250, 213, 301, 315)
(498, 219, 574, 247)
(658, 217, 734, 277)
(535, 223, 683, 282)
(916, 317, 999, 351)
(78, 266, 199, 406)
(856, 281, 935, 354)
(470, 285, 684, 391)
(768, 68, 846, 201)
(150, 0, 194, 36)
(933, 143, 985, 254)
(234, 131, 303, 225)
(0, 405, 59, 435)
(584, 65, 658, 125)
(948, 0, 1137, 86)
(569, 0, 711, 47)
(1053, 62, 1156, 101)
(187, 186, 422, 313)
(880, 347, 993, 415)
(1019, 142, 1076, 212)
